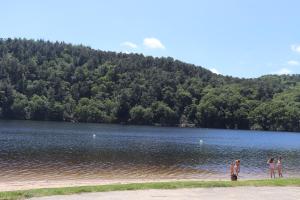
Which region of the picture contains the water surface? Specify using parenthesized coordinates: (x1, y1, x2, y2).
(1, 120, 300, 181)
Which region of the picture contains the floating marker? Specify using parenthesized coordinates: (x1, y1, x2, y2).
(199, 139, 203, 144)
(93, 134, 96, 138)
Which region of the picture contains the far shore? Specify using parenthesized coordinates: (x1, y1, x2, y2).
(1, 119, 299, 134)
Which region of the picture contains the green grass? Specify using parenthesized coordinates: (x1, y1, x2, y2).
(1, 178, 300, 200)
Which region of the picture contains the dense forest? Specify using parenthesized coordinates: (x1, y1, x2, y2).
(1, 38, 300, 131)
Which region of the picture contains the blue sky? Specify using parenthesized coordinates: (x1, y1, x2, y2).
(1, 0, 300, 78)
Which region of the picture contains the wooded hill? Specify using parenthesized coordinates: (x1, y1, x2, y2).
(1, 38, 300, 131)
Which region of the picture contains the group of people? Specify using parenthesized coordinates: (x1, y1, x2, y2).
(229, 157, 283, 181)
(267, 157, 283, 178)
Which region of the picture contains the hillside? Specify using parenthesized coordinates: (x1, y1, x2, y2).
(1, 38, 300, 131)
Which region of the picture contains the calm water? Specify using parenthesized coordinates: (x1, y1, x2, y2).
(1, 120, 300, 181)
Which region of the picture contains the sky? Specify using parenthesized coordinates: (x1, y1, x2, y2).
(1, 0, 300, 78)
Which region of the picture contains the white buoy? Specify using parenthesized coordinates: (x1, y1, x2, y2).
(93, 134, 96, 138)
(199, 139, 203, 144)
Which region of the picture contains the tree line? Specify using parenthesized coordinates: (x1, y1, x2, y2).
(1, 38, 300, 131)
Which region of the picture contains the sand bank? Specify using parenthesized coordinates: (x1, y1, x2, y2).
(1, 178, 206, 192)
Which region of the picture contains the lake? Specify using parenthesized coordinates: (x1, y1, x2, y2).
(1, 120, 300, 182)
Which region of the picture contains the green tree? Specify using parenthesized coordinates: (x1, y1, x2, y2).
(2, 38, 300, 131)
(48, 101, 64, 121)
(151, 101, 177, 125)
(129, 105, 153, 125)
(28, 95, 49, 120)
(11, 92, 29, 119)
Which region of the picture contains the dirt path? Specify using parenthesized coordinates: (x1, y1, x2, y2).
(30, 187, 300, 200)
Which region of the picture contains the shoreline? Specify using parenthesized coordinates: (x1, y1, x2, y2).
(0, 176, 295, 192)
(1, 178, 300, 200)
(0, 178, 217, 192)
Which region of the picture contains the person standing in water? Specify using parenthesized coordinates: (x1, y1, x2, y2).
(230, 162, 237, 181)
(234, 160, 240, 176)
(230, 162, 235, 176)
(267, 158, 276, 178)
(277, 156, 283, 178)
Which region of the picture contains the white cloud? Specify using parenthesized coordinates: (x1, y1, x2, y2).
(273, 68, 292, 75)
(143, 37, 165, 49)
(210, 68, 220, 74)
(287, 60, 299, 66)
(291, 44, 300, 53)
(121, 41, 138, 49)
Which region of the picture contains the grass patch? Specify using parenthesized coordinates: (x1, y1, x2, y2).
(1, 178, 300, 200)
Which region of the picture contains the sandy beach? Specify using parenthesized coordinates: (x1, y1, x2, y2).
(1, 178, 206, 192)
(29, 187, 300, 200)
